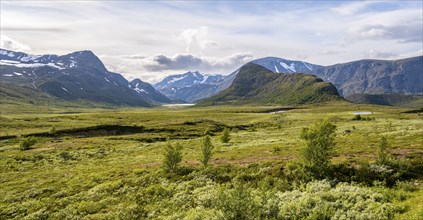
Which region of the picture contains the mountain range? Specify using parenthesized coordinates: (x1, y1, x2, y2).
(1, 48, 421, 108)
(155, 56, 422, 106)
(0, 49, 169, 107)
(312, 56, 423, 97)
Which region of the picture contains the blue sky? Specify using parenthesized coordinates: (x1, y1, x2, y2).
(1, 1, 422, 82)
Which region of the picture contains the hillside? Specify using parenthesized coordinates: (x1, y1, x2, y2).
(198, 63, 341, 106)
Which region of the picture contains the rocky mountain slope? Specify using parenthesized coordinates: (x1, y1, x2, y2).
(312, 56, 423, 97)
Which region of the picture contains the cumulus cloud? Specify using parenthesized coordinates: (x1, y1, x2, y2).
(0, 35, 31, 52)
(331, 1, 374, 15)
(348, 24, 422, 43)
(346, 9, 423, 43)
(366, 49, 397, 59)
(179, 26, 218, 52)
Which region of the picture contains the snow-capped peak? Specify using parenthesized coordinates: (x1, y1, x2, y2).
(250, 57, 321, 74)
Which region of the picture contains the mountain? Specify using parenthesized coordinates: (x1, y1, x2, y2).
(0, 49, 169, 106)
(154, 71, 225, 103)
(312, 56, 423, 97)
(251, 57, 322, 74)
(198, 63, 341, 106)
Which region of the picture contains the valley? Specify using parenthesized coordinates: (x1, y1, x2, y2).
(0, 101, 422, 219)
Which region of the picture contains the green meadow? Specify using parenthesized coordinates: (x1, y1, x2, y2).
(0, 101, 422, 219)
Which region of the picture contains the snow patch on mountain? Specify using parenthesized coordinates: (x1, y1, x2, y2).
(168, 75, 188, 83)
(62, 87, 70, 93)
(302, 62, 313, 70)
(200, 75, 209, 83)
(280, 61, 296, 72)
(134, 87, 149, 94)
(0, 60, 65, 70)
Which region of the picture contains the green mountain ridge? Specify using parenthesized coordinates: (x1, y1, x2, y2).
(198, 63, 342, 106)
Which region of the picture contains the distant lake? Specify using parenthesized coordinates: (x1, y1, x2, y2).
(353, 111, 372, 115)
(162, 104, 196, 107)
(268, 110, 286, 114)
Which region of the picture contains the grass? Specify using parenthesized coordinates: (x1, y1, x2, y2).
(0, 101, 422, 219)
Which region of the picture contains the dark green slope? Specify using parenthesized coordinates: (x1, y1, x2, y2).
(0, 82, 115, 108)
(345, 93, 423, 109)
(198, 63, 341, 106)
(0, 82, 55, 105)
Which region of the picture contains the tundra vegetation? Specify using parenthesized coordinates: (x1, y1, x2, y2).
(0, 101, 422, 219)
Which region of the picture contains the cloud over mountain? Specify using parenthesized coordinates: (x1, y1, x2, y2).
(102, 52, 254, 83)
(0, 35, 31, 52)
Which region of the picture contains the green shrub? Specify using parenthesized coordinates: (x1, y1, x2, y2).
(163, 142, 183, 173)
(273, 146, 281, 153)
(214, 185, 260, 220)
(203, 128, 212, 136)
(395, 181, 418, 192)
(377, 136, 389, 165)
(49, 126, 56, 135)
(353, 114, 375, 121)
(201, 135, 214, 167)
(58, 151, 73, 161)
(220, 127, 231, 143)
(353, 114, 362, 120)
(19, 136, 37, 150)
(300, 120, 336, 178)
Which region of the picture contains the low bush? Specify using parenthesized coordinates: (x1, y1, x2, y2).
(19, 136, 37, 150)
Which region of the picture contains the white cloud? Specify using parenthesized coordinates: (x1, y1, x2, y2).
(346, 9, 422, 43)
(331, 1, 373, 15)
(179, 26, 218, 52)
(0, 35, 31, 52)
(366, 49, 397, 59)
